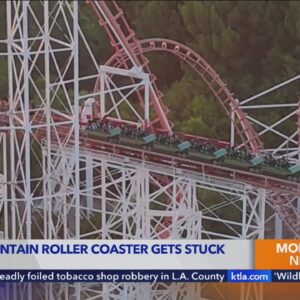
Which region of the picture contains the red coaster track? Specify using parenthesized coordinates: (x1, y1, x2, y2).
(87, 0, 171, 133)
(105, 38, 263, 154)
(85, 1, 300, 237)
(88, 1, 263, 154)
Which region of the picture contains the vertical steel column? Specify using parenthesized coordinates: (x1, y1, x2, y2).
(136, 168, 143, 238)
(1, 134, 8, 239)
(101, 160, 107, 239)
(72, 1, 81, 299)
(141, 168, 149, 238)
(100, 70, 105, 118)
(86, 156, 94, 214)
(22, 0, 32, 241)
(44, 0, 52, 240)
(73, 0, 80, 239)
(192, 184, 201, 239)
(144, 169, 150, 238)
(258, 189, 266, 239)
(241, 195, 247, 238)
(21, 2, 32, 298)
(121, 168, 126, 238)
(3, 158, 9, 300)
(275, 213, 283, 238)
(6, 0, 16, 242)
(230, 102, 236, 147)
(42, 149, 47, 239)
(144, 73, 150, 123)
(171, 177, 177, 239)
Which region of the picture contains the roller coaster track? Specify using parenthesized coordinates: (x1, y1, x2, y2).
(86, 1, 300, 237)
(1, 108, 299, 236)
(86, 1, 171, 133)
(88, 1, 263, 155)
(105, 38, 263, 155)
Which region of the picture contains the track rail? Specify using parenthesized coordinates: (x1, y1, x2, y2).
(36, 122, 300, 198)
(79, 134, 300, 198)
(1, 109, 299, 236)
(86, 1, 171, 132)
(105, 38, 264, 155)
(28, 115, 299, 198)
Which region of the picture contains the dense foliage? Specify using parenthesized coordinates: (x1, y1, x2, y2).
(118, 1, 300, 141)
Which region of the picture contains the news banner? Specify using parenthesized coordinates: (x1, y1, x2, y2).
(0, 240, 299, 283)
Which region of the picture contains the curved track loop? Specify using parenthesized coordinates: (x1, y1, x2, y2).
(88, 2, 297, 237)
(105, 38, 263, 154)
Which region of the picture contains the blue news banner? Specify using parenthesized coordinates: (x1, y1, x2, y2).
(0, 270, 299, 283)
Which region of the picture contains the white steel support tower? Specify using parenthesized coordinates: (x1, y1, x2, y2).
(1, 1, 80, 298)
(3, 0, 81, 238)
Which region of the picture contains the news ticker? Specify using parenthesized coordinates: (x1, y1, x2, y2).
(0, 240, 300, 270)
(0, 270, 299, 283)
